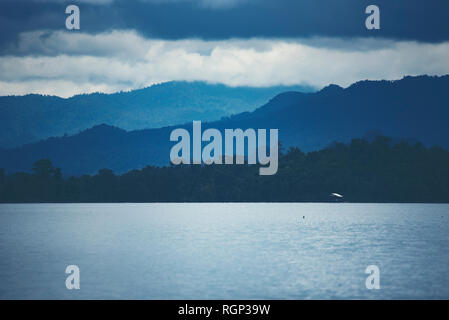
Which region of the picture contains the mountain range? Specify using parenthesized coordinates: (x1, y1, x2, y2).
(0, 75, 448, 176)
(0, 81, 312, 148)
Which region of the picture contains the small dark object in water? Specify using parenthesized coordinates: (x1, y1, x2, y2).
(303, 216, 305, 219)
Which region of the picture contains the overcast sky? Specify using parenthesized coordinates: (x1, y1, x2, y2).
(1, 0, 449, 97)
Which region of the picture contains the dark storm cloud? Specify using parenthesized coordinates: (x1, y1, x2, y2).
(1, 0, 448, 52)
(1, 0, 449, 97)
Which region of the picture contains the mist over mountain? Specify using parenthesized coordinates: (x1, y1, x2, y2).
(0, 81, 312, 148)
(0, 75, 448, 176)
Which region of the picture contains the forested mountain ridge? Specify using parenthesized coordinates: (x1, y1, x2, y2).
(0, 81, 311, 148)
(0, 75, 448, 176)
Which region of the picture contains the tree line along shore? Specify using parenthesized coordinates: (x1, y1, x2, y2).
(1, 136, 448, 203)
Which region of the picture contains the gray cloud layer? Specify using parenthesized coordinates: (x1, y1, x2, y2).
(1, 30, 449, 97)
(1, 0, 449, 47)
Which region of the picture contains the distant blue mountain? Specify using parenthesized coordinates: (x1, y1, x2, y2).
(1, 75, 448, 176)
(0, 81, 313, 148)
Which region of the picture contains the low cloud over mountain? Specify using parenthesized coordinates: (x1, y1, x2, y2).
(2, 31, 449, 97)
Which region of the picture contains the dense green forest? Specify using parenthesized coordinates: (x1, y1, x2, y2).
(1, 136, 449, 203)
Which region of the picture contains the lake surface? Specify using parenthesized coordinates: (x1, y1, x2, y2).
(0, 203, 448, 299)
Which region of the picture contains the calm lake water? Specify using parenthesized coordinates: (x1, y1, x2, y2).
(0, 203, 448, 299)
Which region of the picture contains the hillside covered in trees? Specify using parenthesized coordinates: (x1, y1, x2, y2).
(1, 75, 449, 176)
(1, 136, 448, 203)
(0, 81, 310, 148)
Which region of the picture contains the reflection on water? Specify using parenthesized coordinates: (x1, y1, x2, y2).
(0, 203, 448, 299)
